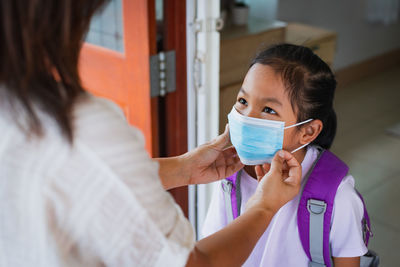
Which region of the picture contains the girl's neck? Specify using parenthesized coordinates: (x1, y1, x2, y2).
(244, 148, 307, 179)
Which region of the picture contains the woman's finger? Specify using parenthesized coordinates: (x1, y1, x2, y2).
(210, 124, 230, 150)
(221, 146, 238, 159)
(269, 151, 285, 174)
(224, 152, 240, 168)
(279, 150, 300, 168)
(262, 163, 271, 173)
(227, 158, 244, 177)
(278, 150, 302, 186)
(255, 165, 265, 181)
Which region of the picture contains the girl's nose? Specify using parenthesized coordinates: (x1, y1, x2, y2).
(243, 108, 260, 119)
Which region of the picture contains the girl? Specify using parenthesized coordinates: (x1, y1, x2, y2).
(202, 44, 368, 266)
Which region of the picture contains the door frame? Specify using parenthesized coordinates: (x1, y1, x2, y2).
(186, 0, 221, 237)
(162, 0, 189, 218)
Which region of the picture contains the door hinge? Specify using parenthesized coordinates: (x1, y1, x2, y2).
(191, 18, 224, 33)
(150, 51, 176, 97)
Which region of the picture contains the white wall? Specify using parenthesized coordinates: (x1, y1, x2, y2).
(277, 0, 400, 70)
(249, 0, 278, 22)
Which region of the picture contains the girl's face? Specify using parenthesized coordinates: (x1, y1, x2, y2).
(234, 63, 302, 153)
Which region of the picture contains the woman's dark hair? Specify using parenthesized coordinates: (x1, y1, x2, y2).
(250, 43, 337, 149)
(0, 0, 109, 142)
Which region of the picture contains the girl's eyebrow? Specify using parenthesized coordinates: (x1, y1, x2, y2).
(240, 88, 282, 106)
(239, 88, 248, 95)
(262, 97, 282, 106)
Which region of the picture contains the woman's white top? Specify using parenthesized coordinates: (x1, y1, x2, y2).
(0, 95, 195, 266)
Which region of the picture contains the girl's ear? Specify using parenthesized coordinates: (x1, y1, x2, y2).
(299, 119, 323, 145)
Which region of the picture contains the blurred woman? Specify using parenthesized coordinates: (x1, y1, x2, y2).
(0, 1, 301, 266)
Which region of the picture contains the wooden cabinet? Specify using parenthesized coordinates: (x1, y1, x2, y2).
(219, 83, 242, 133)
(285, 23, 337, 67)
(220, 18, 287, 88)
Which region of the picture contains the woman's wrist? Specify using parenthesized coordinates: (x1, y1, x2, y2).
(155, 155, 191, 190)
(179, 151, 195, 185)
(245, 198, 278, 217)
(245, 206, 275, 221)
(245, 187, 281, 215)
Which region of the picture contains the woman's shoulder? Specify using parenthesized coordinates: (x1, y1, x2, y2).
(76, 94, 126, 122)
(73, 94, 146, 149)
(38, 94, 156, 187)
(70, 94, 157, 178)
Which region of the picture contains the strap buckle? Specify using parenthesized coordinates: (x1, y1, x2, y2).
(307, 199, 327, 215)
(221, 180, 232, 193)
(222, 180, 234, 222)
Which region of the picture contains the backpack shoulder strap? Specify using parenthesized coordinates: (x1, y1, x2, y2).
(355, 189, 372, 246)
(221, 170, 243, 223)
(297, 149, 349, 267)
(357, 190, 379, 266)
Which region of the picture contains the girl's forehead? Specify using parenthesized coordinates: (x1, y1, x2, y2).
(242, 64, 288, 100)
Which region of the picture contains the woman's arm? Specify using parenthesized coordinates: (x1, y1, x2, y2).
(156, 156, 188, 190)
(333, 257, 360, 267)
(187, 208, 273, 266)
(186, 150, 302, 267)
(156, 125, 243, 190)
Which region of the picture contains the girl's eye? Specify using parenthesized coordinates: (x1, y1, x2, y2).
(263, 106, 277, 115)
(238, 98, 247, 106)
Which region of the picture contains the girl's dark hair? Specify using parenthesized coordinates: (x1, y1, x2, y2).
(0, 0, 109, 142)
(250, 43, 337, 149)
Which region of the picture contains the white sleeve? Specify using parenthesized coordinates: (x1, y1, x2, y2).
(45, 96, 195, 267)
(201, 182, 229, 239)
(330, 175, 368, 258)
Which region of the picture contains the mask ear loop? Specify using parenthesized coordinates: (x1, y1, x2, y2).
(284, 119, 314, 154)
(284, 118, 313, 129)
(291, 143, 310, 154)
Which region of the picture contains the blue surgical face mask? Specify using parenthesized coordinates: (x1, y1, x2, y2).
(228, 107, 313, 165)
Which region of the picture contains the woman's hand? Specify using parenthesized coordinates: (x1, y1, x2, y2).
(186, 150, 302, 267)
(246, 150, 302, 214)
(183, 125, 244, 185)
(156, 125, 243, 189)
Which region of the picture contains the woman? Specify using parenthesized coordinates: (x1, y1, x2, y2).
(0, 1, 301, 266)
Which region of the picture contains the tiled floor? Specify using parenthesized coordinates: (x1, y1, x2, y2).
(331, 65, 400, 266)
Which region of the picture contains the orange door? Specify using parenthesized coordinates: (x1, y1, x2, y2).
(79, 0, 157, 155)
(79, 0, 188, 216)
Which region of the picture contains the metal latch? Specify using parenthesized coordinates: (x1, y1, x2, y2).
(150, 51, 176, 97)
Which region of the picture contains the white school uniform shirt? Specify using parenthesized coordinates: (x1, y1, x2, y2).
(0, 94, 195, 267)
(202, 146, 368, 266)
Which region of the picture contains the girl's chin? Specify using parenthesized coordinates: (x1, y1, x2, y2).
(244, 165, 257, 179)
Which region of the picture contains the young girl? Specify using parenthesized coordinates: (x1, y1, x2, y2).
(202, 44, 368, 266)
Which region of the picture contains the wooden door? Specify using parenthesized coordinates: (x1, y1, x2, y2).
(79, 0, 158, 156)
(79, 0, 188, 216)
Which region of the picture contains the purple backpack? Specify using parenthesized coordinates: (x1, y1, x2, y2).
(221, 148, 379, 267)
